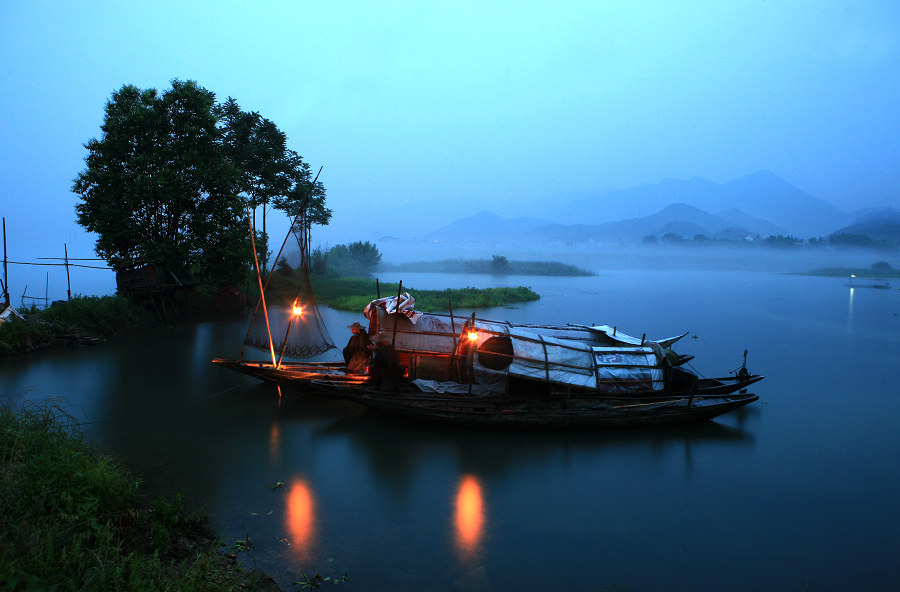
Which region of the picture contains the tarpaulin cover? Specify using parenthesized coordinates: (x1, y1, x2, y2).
(591, 346, 665, 391)
(466, 324, 665, 392)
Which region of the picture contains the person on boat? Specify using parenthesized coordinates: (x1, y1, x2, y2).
(371, 334, 403, 391)
(343, 322, 370, 374)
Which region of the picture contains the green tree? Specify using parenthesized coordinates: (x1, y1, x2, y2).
(219, 99, 292, 272)
(219, 99, 330, 272)
(321, 242, 382, 277)
(73, 80, 327, 288)
(490, 254, 509, 273)
(74, 80, 250, 287)
(274, 151, 331, 267)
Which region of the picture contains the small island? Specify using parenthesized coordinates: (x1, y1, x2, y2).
(797, 259, 898, 280)
(379, 255, 595, 277)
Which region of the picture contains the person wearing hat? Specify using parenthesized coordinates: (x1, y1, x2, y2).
(343, 321, 370, 373)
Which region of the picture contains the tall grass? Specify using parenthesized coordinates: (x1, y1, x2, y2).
(0, 295, 155, 356)
(0, 400, 260, 591)
(39, 295, 155, 334)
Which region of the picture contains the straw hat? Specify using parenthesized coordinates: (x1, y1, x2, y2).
(348, 322, 365, 331)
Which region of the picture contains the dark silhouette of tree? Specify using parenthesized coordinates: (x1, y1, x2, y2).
(74, 80, 328, 288)
(490, 255, 510, 273)
(73, 80, 250, 287)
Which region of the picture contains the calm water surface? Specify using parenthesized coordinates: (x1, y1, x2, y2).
(2, 270, 899, 591)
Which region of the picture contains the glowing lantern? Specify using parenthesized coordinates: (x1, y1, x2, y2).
(292, 300, 303, 316)
(467, 330, 478, 342)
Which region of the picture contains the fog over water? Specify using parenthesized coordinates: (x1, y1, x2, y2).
(375, 240, 897, 275)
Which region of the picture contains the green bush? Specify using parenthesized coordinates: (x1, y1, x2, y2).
(0, 401, 254, 591)
(40, 295, 154, 335)
(0, 295, 155, 356)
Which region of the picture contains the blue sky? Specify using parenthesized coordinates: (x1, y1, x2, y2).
(1, 1, 898, 300)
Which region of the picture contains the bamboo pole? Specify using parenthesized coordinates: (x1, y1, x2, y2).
(391, 281, 403, 346)
(64, 244, 71, 301)
(246, 206, 278, 367)
(448, 300, 457, 377)
(2, 217, 8, 308)
(468, 312, 476, 395)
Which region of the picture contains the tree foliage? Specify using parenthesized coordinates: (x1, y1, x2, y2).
(73, 79, 329, 289)
(314, 241, 382, 278)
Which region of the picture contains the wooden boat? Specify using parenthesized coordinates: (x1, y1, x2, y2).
(307, 381, 759, 428)
(214, 291, 763, 427)
(212, 194, 761, 427)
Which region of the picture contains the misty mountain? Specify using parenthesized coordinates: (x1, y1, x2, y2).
(428, 211, 552, 241)
(526, 203, 771, 242)
(714, 208, 789, 237)
(536, 170, 849, 237)
(829, 209, 900, 243)
(429, 202, 788, 244)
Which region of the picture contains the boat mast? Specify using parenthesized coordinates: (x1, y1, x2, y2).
(246, 206, 278, 367)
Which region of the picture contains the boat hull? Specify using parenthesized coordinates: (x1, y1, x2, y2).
(313, 382, 759, 428)
(211, 358, 372, 389)
(212, 358, 761, 428)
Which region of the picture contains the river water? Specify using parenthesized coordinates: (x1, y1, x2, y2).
(2, 270, 899, 591)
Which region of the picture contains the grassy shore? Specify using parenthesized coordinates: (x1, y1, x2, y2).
(0, 275, 540, 356)
(0, 295, 157, 357)
(264, 272, 541, 313)
(0, 401, 281, 591)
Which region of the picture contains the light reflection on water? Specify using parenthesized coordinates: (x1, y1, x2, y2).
(1, 270, 899, 591)
(269, 421, 281, 462)
(847, 286, 855, 336)
(285, 479, 316, 562)
(453, 474, 485, 562)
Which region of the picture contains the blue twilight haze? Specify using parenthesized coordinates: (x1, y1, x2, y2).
(1, 1, 898, 300)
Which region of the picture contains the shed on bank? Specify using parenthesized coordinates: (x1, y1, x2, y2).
(115, 264, 194, 321)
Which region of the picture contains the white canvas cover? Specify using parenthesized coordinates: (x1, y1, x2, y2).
(503, 327, 596, 388)
(372, 307, 458, 354)
(0, 305, 24, 324)
(466, 323, 666, 393)
(360, 299, 669, 393)
(591, 346, 665, 391)
(587, 324, 688, 348)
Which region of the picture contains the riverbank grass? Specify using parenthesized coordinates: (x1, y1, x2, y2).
(308, 276, 540, 312)
(0, 401, 274, 591)
(0, 295, 155, 356)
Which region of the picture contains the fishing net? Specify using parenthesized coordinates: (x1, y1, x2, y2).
(243, 206, 335, 360)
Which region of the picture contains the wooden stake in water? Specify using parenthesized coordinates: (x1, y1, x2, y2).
(64, 244, 71, 301)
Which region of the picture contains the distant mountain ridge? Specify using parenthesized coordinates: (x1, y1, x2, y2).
(530, 170, 850, 238)
(429, 203, 788, 244)
(829, 209, 900, 242)
(427, 171, 859, 243)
